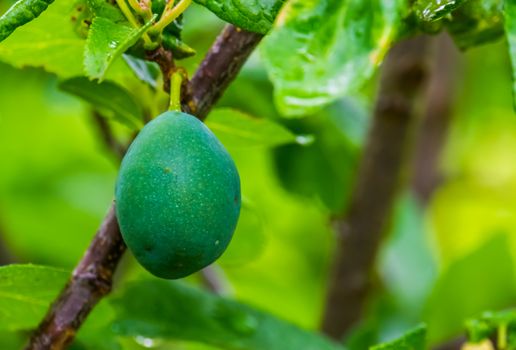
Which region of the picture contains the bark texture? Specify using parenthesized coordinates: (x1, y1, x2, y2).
(412, 33, 459, 204)
(321, 36, 434, 339)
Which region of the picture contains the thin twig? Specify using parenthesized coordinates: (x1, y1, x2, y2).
(153, 0, 192, 33)
(25, 25, 263, 350)
(199, 265, 233, 295)
(321, 36, 435, 340)
(91, 111, 127, 160)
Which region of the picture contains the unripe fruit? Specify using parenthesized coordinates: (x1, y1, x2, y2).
(115, 111, 241, 279)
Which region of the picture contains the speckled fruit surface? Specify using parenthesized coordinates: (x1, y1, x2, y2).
(115, 111, 241, 279)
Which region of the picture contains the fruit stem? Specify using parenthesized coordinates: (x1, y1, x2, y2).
(128, 0, 154, 22)
(116, 0, 140, 28)
(153, 0, 192, 33)
(126, 0, 143, 14)
(169, 70, 183, 112)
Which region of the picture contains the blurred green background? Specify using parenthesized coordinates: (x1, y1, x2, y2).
(1, 2, 516, 349)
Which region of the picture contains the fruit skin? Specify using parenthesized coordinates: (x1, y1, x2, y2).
(115, 111, 241, 279)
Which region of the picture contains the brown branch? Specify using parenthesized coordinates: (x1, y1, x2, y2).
(91, 111, 127, 160)
(182, 25, 263, 121)
(412, 33, 460, 204)
(25, 25, 263, 350)
(320, 36, 435, 340)
(26, 207, 125, 349)
(146, 46, 175, 93)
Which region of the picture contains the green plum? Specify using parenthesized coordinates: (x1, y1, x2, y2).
(115, 111, 241, 279)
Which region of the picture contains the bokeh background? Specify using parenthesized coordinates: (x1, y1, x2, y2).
(0, 2, 515, 349)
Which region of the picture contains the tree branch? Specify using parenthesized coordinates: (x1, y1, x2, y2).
(412, 33, 459, 204)
(26, 207, 125, 350)
(321, 36, 435, 340)
(25, 25, 263, 350)
(91, 111, 127, 160)
(146, 46, 175, 93)
(182, 25, 263, 121)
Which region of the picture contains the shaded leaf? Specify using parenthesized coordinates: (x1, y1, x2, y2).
(75, 300, 121, 350)
(206, 108, 296, 148)
(504, 0, 516, 110)
(414, 0, 466, 22)
(122, 53, 160, 89)
(0, 0, 54, 42)
(466, 309, 516, 344)
(193, 0, 285, 34)
(379, 193, 437, 315)
(86, 0, 125, 22)
(84, 15, 156, 81)
(273, 101, 364, 212)
(370, 325, 426, 350)
(0, 264, 68, 330)
(218, 201, 266, 266)
(423, 235, 516, 343)
(162, 33, 196, 59)
(446, 0, 503, 49)
(261, 0, 408, 116)
(111, 279, 344, 350)
(59, 77, 144, 129)
(0, 331, 24, 349)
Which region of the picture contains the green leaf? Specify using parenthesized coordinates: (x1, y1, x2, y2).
(218, 201, 266, 266)
(75, 300, 121, 350)
(466, 309, 516, 343)
(122, 54, 160, 89)
(379, 193, 437, 313)
(59, 77, 144, 129)
(414, 0, 466, 22)
(193, 0, 285, 34)
(273, 101, 363, 212)
(84, 15, 156, 81)
(86, 0, 125, 22)
(261, 0, 408, 117)
(205, 108, 296, 148)
(370, 325, 426, 350)
(111, 280, 344, 350)
(446, 0, 503, 49)
(0, 264, 68, 330)
(0, 0, 144, 82)
(423, 234, 516, 343)
(162, 33, 196, 59)
(0, 0, 54, 42)
(505, 0, 516, 110)
(0, 330, 25, 349)
(0, 0, 86, 77)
